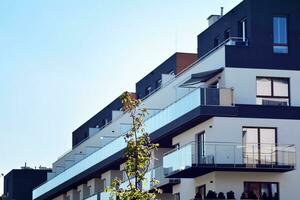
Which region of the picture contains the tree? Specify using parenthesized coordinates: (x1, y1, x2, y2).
(106, 92, 161, 200)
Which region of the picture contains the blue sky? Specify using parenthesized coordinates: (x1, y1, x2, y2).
(0, 0, 242, 194)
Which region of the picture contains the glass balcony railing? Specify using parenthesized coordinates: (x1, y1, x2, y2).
(33, 87, 234, 199)
(83, 192, 116, 200)
(148, 165, 180, 189)
(163, 142, 296, 177)
(118, 165, 180, 192)
(145, 87, 233, 134)
(84, 193, 98, 200)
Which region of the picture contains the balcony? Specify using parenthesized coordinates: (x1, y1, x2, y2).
(199, 37, 248, 62)
(83, 192, 115, 200)
(145, 87, 234, 134)
(119, 165, 179, 192)
(150, 165, 180, 189)
(163, 142, 296, 178)
(33, 87, 234, 200)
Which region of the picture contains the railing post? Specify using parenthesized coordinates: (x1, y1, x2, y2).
(271, 144, 273, 168)
(214, 144, 217, 165)
(233, 145, 236, 167)
(252, 145, 255, 166)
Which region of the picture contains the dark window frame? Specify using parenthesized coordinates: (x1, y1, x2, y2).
(224, 29, 230, 40)
(256, 77, 290, 106)
(238, 17, 248, 39)
(145, 86, 152, 96)
(195, 184, 206, 199)
(174, 193, 180, 200)
(156, 79, 162, 88)
(242, 127, 278, 164)
(244, 181, 280, 200)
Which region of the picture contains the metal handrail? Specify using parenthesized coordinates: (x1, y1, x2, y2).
(163, 141, 296, 170)
(164, 141, 295, 157)
(35, 86, 206, 190)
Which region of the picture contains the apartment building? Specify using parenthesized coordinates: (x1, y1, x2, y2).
(33, 0, 300, 199)
(3, 166, 51, 200)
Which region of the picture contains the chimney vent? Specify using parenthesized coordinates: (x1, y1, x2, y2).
(207, 7, 224, 27)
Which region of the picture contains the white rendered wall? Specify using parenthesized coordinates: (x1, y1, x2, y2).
(171, 117, 300, 200)
(214, 172, 282, 199)
(173, 173, 216, 200)
(141, 46, 226, 113)
(224, 68, 300, 106)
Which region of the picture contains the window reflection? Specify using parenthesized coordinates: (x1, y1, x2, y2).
(242, 127, 277, 165)
(244, 182, 279, 200)
(273, 16, 288, 54)
(256, 77, 290, 106)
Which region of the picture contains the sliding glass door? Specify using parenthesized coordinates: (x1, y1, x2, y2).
(242, 127, 277, 164)
(197, 132, 205, 164)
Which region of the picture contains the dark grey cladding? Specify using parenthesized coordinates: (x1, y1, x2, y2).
(197, 0, 300, 70)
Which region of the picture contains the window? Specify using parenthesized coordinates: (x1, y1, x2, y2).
(197, 132, 205, 164)
(242, 127, 277, 164)
(244, 182, 279, 200)
(103, 179, 107, 188)
(273, 16, 288, 54)
(145, 86, 151, 96)
(238, 18, 247, 42)
(224, 29, 230, 40)
(156, 79, 162, 88)
(195, 185, 206, 199)
(168, 70, 175, 76)
(174, 193, 180, 200)
(256, 77, 290, 106)
(102, 119, 108, 126)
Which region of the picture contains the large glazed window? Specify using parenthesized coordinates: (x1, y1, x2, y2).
(244, 182, 279, 200)
(273, 16, 288, 54)
(242, 127, 277, 165)
(256, 77, 290, 106)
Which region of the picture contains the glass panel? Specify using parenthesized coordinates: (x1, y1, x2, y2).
(174, 193, 180, 200)
(279, 17, 287, 44)
(273, 17, 279, 44)
(163, 143, 194, 175)
(273, 45, 288, 54)
(145, 88, 200, 134)
(257, 97, 289, 106)
(243, 128, 259, 164)
(257, 78, 272, 96)
(196, 185, 206, 199)
(273, 17, 287, 44)
(244, 182, 260, 199)
(244, 182, 279, 200)
(260, 129, 276, 164)
(197, 133, 205, 163)
(273, 16, 288, 54)
(273, 78, 289, 97)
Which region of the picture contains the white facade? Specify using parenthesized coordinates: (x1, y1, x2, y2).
(171, 117, 299, 199)
(33, 39, 300, 200)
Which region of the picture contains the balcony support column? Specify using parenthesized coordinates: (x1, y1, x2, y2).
(87, 178, 103, 195)
(66, 189, 80, 200)
(101, 170, 122, 187)
(52, 194, 68, 200)
(77, 184, 90, 200)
